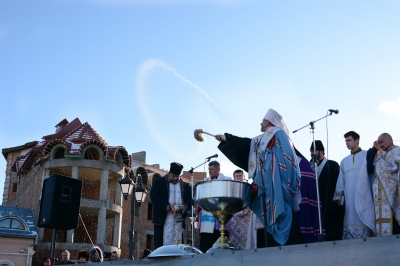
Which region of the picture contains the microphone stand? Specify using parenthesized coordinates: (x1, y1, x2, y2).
(292, 111, 336, 241)
(179, 156, 215, 248)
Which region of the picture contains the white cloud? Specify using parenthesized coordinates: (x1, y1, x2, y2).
(378, 97, 400, 117)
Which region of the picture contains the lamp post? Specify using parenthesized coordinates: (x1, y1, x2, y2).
(118, 170, 135, 260)
(118, 170, 147, 260)
(134, 174, 147, 258)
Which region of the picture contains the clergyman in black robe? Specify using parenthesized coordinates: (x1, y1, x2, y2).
(150, 162, 192, 249)
(310, 140, 344, 241)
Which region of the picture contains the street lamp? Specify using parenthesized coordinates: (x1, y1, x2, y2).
(134, 175, 147, 206)
(134, 174, 147, 258)
(119, 174, 134, 200)
(118, 169, 135, 260)
(118, 170, 148, 260)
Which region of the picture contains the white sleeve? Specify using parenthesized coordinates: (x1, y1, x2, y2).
(333, 162, 345, 201)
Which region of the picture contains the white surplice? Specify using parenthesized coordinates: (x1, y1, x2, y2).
(163, 182, 183, 245)
(334, 150, 375, 239)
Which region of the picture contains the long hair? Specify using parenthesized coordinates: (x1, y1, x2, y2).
(89, 246, 104, 262)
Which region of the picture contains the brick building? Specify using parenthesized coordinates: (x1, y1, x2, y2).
(1, 118, 205, 264)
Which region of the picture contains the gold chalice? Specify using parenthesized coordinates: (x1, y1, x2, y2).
(196, 180, 251, 252)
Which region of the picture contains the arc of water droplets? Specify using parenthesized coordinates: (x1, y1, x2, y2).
(135, 58, 232, 161)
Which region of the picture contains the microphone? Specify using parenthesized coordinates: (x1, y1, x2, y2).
(329, 109, 339, 114)
(206, 154, 218, 160)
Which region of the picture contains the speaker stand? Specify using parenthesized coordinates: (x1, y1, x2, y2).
(50, 229, 57, 264)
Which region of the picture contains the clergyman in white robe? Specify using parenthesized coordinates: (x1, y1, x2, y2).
(334, 149, 376, 239)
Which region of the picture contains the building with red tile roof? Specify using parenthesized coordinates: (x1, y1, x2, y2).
(1, 118, 205, 264)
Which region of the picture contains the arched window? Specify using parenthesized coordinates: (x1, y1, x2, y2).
(115, 152, 123, 167)
(0, 217, 26, 230)
(0, 259, 17, 266)
(136, 167, 148, 185)
(53, 146, 64, 159)
(84, 147, 100, 160)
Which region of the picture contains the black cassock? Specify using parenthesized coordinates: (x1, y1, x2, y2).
(217, 133, 251, 171)
(317, 160, 345, 241)
(150, 175, 192, 249)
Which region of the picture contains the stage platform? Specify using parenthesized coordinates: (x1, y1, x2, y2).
(98, 235, 400, 265)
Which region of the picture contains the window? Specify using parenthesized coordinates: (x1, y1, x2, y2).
(115, 152, 123, 167)
(84, 147, 100, 160)
(146, 234, 154, 251)
(0, 218, 26, 230)
(53, 147, 64, 159)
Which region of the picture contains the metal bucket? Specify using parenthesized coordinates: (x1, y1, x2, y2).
(196, 180, 251, 214)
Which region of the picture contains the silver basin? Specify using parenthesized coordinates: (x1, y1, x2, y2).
(196, 180, 251, 214)
(147, 244, 203, 258)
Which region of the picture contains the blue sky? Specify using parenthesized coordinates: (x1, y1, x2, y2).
(1, 0, 400, 198)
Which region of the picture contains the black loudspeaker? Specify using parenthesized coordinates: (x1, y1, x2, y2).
(38, 174, 82, 230)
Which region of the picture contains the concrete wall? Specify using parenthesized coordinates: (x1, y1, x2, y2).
(0, 236, 35, 266)
(97, 235, 400, 266)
